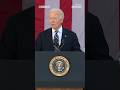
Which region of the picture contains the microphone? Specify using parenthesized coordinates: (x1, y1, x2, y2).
(59, 39, 64, 49)
(60, 34, 67, 49)
(53, 34, 66, 52)
(53, 39, 64, 52)
(53, 44, 60, 52)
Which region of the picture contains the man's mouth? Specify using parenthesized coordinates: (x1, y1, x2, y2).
(51, 24, 55, 26)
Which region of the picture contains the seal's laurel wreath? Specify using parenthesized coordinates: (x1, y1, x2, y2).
(49, 56, 70, 77)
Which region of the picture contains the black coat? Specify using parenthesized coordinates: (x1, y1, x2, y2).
(36, 28, 81, 51)
(85, 12, 113, 60)
(1, 7, 34, 59)
(0, 7, 119, 90)
(0, 7, 112, 60)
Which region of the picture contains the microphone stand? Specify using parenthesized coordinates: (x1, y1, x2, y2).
(53, 39, 64, 53)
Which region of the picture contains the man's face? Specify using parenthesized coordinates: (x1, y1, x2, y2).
(48, 11, 63, 30)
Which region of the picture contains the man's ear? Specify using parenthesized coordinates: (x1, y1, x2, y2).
(60, 18, 64, 23)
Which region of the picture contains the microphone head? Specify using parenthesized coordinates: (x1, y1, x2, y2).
(61, 39, 64, 43)
(64, 35, 67, 38)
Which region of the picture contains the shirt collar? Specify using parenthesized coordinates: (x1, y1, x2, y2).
(52, 26, 62, 33)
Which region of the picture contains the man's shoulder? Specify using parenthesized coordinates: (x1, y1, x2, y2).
(86, 12, 100, 25)
(39, 28, 51, 35)
(7, 6, 34, 23)
(40, 27, 76, 35)
(63, 28, 76, 35)
(42, 28, 51, 33)
(16, 6, 34, 17)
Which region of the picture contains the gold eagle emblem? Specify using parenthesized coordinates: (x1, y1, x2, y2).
(49, 56, 70, 77)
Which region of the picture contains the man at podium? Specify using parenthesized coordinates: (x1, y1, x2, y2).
(35, 8, 81, 51)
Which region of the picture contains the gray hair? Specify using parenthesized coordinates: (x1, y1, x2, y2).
(49, 8, 64, 20)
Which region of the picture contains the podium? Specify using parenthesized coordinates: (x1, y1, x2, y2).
(35, 51, 85, 90)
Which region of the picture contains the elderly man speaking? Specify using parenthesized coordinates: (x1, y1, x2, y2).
(35, 8, 81, 51)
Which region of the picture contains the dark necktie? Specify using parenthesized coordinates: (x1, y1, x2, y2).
(54, 30, 59, 47)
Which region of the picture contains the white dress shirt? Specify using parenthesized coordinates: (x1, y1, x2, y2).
(52, 26, 63, 46)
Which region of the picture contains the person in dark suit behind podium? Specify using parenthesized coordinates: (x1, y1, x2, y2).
(35, 8, 81, 51)
(0, 6, 112, 59)
(0, 6, 119, 90)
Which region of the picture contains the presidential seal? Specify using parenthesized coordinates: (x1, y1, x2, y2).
(49, 56, 70, 77)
